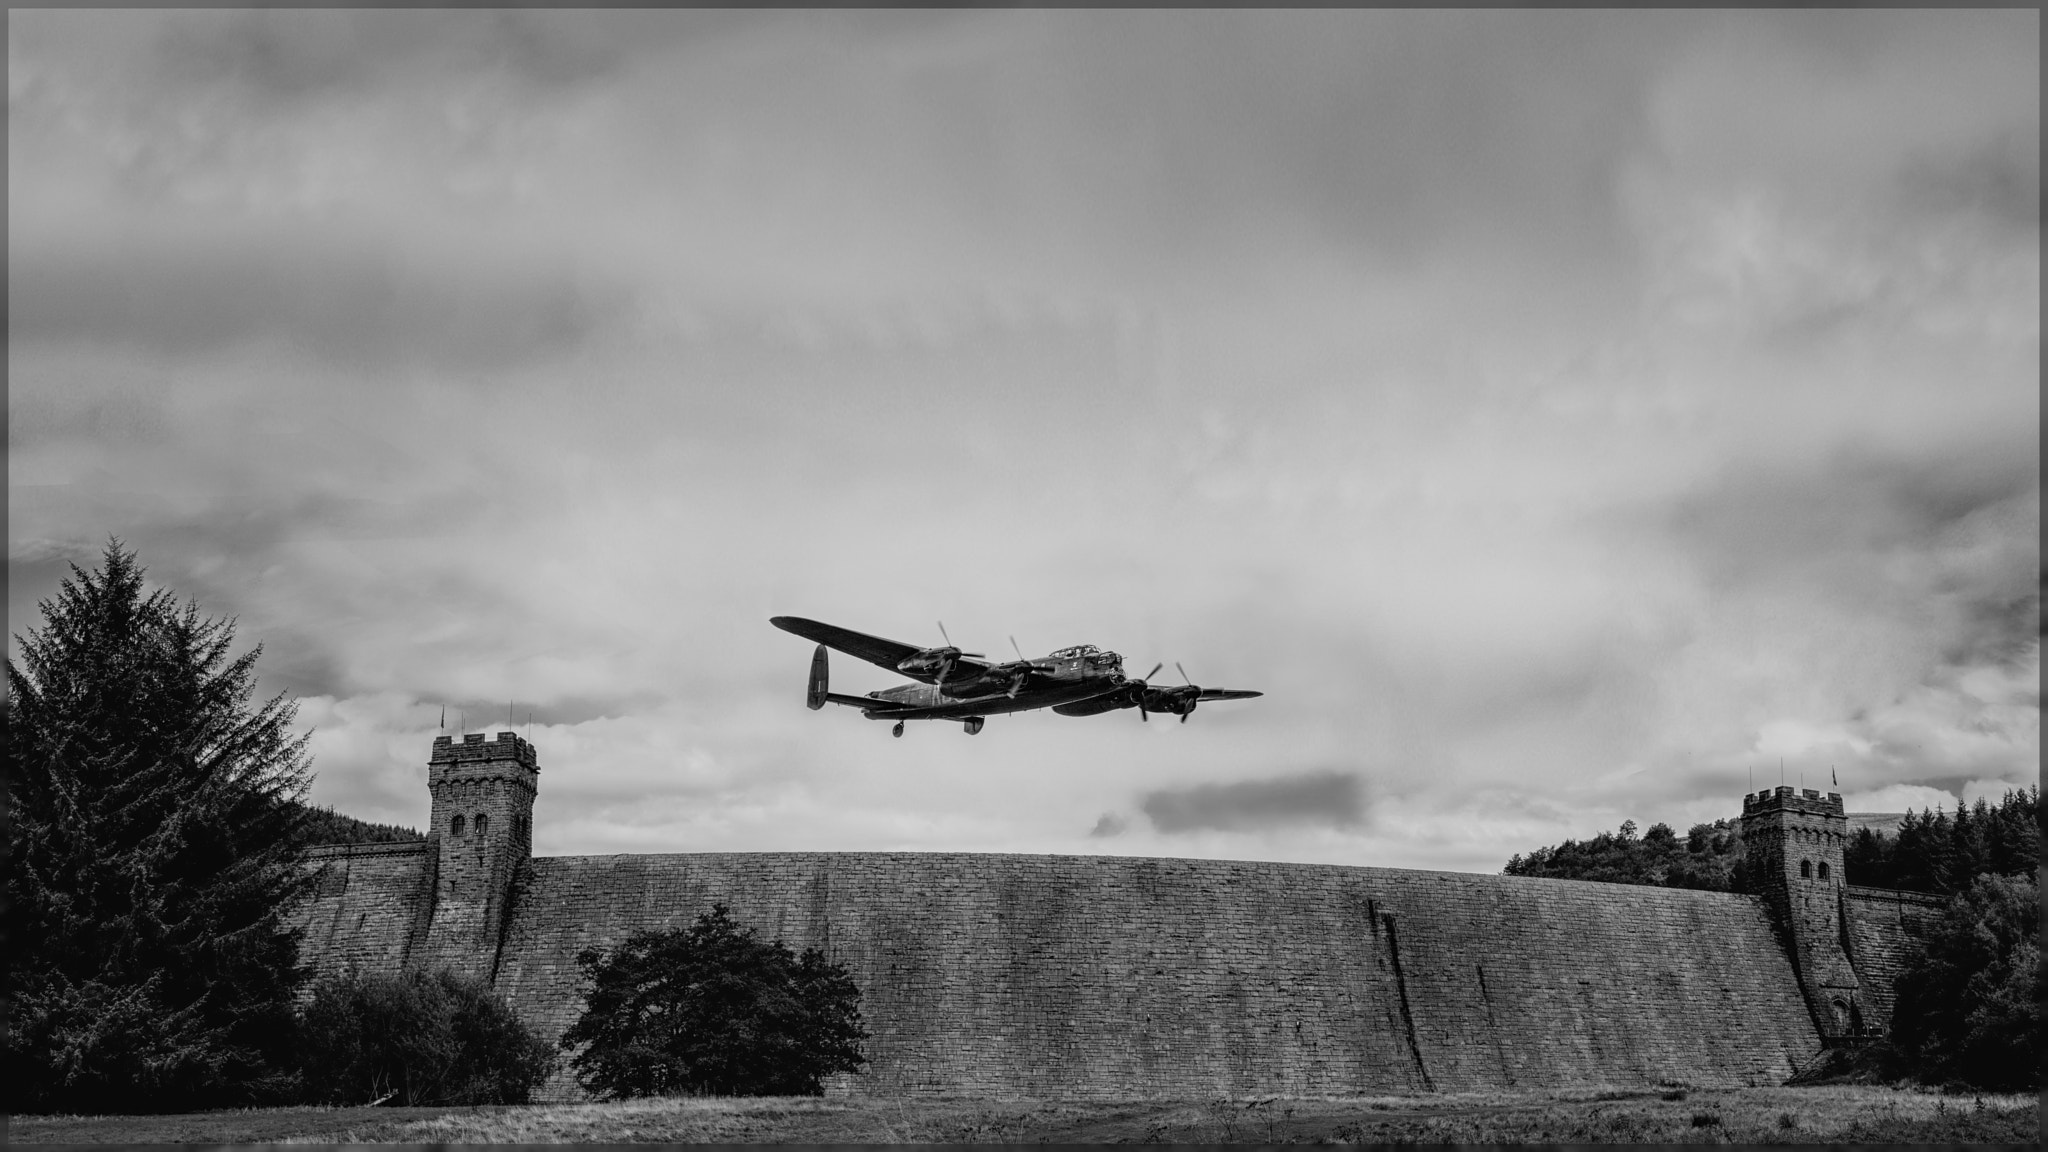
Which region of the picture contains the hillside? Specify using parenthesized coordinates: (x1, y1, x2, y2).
(294, 803, 425, 846)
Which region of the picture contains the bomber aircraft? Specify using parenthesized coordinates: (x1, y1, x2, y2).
(769, 615, 1261, 736)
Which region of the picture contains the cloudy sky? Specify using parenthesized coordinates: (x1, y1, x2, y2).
(9, 10, 2038, 873)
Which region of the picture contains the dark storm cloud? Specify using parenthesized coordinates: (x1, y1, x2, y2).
(1663, 441, 2037, 598)
(927, 10, 1665, 282)
(1897, 128, 2041, 229)
(152, 9, 624, 97)
(9, 226, 620, 370)
(1088, 813, 1128, 838)
(1140, 770, 1364, 834)
(136, 9, 907, 104)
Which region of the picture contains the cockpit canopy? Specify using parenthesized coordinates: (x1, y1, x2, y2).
(1049, 644, 1122, 668)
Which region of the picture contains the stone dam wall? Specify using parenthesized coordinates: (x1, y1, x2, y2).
(290, 741, 1945, 1101)
(490, 852, 1820, 1099)
(299, 842, 435, 983)
(1840, 885, 1946, 1025)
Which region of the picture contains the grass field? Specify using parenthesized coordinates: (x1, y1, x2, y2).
(14, 1084, 2037, 1144)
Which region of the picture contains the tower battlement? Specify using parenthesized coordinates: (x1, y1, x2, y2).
(431, 731, 539, 770)
(1742, 786, 1843, 817)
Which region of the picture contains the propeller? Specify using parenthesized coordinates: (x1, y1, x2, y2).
(1004, 636, 1030, 697)
(932, 621, 984, 692)
(936, 622, 983, 658)
(1127, 661, 1208, 722)
(1133, 662, 1164, 722)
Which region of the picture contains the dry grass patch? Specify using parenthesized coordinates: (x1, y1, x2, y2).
(14, 1084, 2037, 1144)
(1297, 1085, 2038, 1146)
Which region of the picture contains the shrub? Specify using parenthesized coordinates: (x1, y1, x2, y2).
(297, 968, 557, 1105)
(561, 903, 867, 1098)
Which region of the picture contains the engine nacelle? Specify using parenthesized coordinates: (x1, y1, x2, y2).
(993, 663, 1037, 696)
(897, 646, 965, 681)
(1140, 685, 1200, 716)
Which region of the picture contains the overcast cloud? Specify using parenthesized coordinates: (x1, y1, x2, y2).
(9, 10, 2037, 873)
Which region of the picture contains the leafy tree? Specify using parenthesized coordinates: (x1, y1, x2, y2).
(561, 903, 868, 1098)
(296, 968, 557, 1105)
(1504, 818, 1746, 893)
(6, 542, 313, 1112)
(1887, 871, 2039, 1091)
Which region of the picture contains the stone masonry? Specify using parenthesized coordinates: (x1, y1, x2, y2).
(417, 733, 538, 980)
(293, 735, 1946, 1099)
(496, 851, 1817, 1100)
(1740, 787, 1868, 1041)
(1839, 885, 1946, 1027)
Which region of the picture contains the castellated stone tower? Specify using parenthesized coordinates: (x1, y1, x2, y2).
(1741, 786, 1866, 1042)
(419, 732, 538, 980)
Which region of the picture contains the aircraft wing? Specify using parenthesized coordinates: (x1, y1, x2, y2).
(771, 616, 920, 673)
(769, 616, 991, 682)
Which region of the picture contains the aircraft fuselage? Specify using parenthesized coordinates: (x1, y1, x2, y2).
(854, 672, 1121, 720)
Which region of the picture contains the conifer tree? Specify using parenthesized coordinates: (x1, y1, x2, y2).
(1888, 871, 2040, 1090)
(6, 541, 314, 1112)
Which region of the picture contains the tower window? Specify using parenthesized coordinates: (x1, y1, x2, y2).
(1818, 861, 1831, 881)
(475, 813, 489, 838)
(451, 814, 466, 837)
(1800, 859, 1812, 879)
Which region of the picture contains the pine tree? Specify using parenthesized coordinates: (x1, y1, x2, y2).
(6, 541, 314, 1112)
(1844, 825, 1898, 888)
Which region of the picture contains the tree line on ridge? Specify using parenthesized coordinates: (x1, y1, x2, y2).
(1502, 788, 2039, 899)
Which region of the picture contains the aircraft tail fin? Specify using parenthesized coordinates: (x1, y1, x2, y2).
(806, 644, 829, 710)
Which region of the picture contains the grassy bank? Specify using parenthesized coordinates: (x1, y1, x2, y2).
(13, 1084, 2036, 1144)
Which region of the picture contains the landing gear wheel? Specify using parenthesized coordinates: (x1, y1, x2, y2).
(964, 717, 984, 735)
(892, 721, 905, 738)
